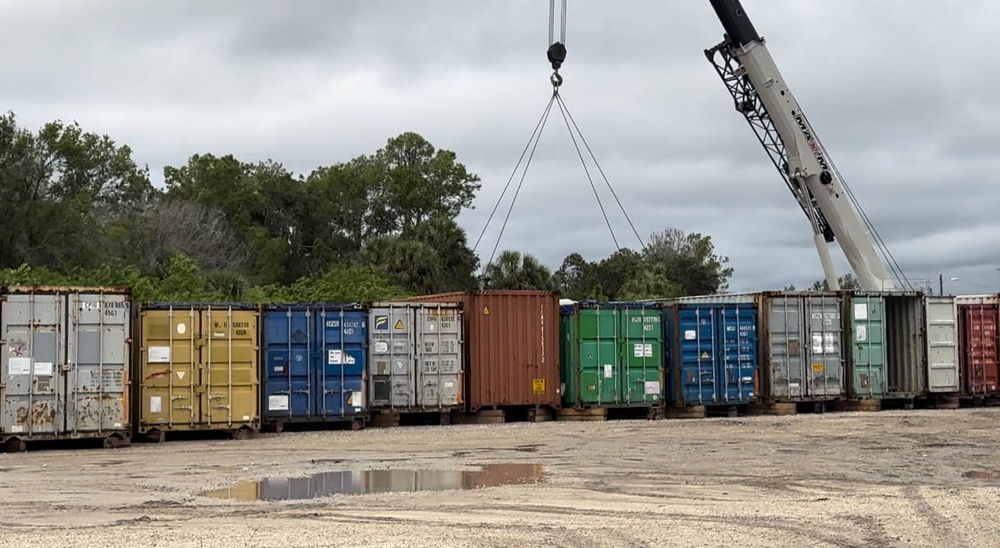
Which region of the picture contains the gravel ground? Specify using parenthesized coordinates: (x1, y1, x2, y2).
(1, 408, 999, 547)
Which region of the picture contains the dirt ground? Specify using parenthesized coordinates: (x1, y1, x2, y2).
(1, 408, 999, 548)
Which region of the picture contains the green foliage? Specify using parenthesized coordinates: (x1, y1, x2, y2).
(0, 112, 739, 303)
(811, 273, 861, 291)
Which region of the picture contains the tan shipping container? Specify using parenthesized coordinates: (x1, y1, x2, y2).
(408, 291, 561, 412)
(136, 303, 260, 440)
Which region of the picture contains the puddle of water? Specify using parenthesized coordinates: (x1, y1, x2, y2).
(201, 463, 545, 502)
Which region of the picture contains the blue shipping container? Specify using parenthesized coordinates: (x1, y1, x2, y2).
(262, 305, 367, 427)
(665, 302, 758, 406)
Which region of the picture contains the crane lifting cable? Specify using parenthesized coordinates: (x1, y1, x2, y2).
(474, 0, 645, 278)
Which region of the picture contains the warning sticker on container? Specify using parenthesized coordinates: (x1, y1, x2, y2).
(854, 303, 868, 320)
(604, 364, 613, 378)
(700, 351, 710, 360)
(33, 362, 53, 376)
(532, 378, 545, 395)
(149, 346, 171, 363)
(394, 319, 405, 330)
(149, 396, 162, 414)
(684, 330, 696, 340)
(268, 395, 289, 411)
(856, 325, 867, 342)
(8, 357, 31, 376)
(644, 381, 660, 395)
(812, 363, 825, 371)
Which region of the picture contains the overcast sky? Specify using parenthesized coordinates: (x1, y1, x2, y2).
(1, 0, 997, 294)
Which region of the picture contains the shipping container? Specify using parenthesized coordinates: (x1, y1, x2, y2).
(368, 301, 464, 413)
(845, 293, 887, 399)
(1, 286, 132, 450)
(408, 291, 561, 412)
(923, 296, 960, 394)
(956, 295, 999, 398)
(560, 301, 663, 408)
(759, 291, 845, 402)
(662, 297, 759, 407)
(261, 304, 367, 430)
(136, 303, 260, 439)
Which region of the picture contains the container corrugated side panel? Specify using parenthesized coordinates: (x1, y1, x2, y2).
(884, 295, 926, 398)
(66, 291, 131, 436)
(761, 294, 805, 401)
(414, 303, 463, 410)
(848, 294, 886, 398)
(262, 307, 313, 420)
(369, 303, 414, 409)
(668, 293, 761, 305)
(955, 295, 1000, 305)
(315, 307, 366, 418)
(803, 294, 846, 398)
(410, 291, 561, 411)
(619, 307, 663, 405)
(672, 305, 718, 405)
(958, 303, 999, 397)
(139, 304, 260, 432)
(2, 292, 63, 438)
(718, 304, 758, 404)
(569, 307, 619, 405)
(924, 296, 959, 393)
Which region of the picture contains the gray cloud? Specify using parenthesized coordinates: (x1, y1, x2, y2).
(0, 0, 996, 295)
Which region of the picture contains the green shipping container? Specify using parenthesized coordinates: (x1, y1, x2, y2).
(560, 302, 663, 407)
(848, 294, 886, 398)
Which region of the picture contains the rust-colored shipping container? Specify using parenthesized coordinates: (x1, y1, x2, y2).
(956, 295, 999, 398)
(408, 291, 561, 412)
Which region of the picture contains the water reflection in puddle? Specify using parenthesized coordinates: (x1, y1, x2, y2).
(201, 463, 545, 501)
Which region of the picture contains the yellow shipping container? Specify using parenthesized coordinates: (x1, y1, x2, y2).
(136, 304, 260, 441)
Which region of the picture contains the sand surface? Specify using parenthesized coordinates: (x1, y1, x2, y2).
(2, 408, 999, 547)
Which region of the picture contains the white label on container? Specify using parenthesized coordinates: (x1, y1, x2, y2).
(149, 347, 171, 363)
(789, 383, 800, 389)
(176, 323, 186, 335)
(854, 303, 868, 320)
(149, 396, 162, 413)
(268, 395, 289, 411)
(213, 332, 226, 338)
(353, 391, 364, 407)
(644, 381, 660, 395)
(33, 362, 53, 376)
(824, 333, 837, 354)
(444, 380, 454, 388)
(856, 325, 867, 342)
(10, 425, 23, 433)
(684, 330, 696, 340)
(604, 364, 613, 378)
(242, 415, 250, 421)
(427, 323, 435, 331)
(8, 357, 31, 376)
(329, 350, 342, 364)
(812, 333, 823, 354)
(114, 422, 122, 428)
(373, 341, 389, 353)
(274, 366, 284, 372)
(633, 343, 652, 357)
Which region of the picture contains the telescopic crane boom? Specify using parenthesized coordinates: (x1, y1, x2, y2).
(704, 0, 903, 291)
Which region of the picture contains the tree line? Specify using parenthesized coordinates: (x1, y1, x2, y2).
(0, 111, 736, 302)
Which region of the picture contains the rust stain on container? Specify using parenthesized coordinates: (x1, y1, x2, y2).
(136, 303, 260, 435)
(409, 291, 561, 412)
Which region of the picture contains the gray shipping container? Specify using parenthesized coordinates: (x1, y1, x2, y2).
(761, 292, 845, 402)
(1, 287, 131, 450)
(923, 296, 960, 393)
(368, 302, 463, 412)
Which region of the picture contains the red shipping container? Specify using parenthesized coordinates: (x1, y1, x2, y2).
(957, 298, 999, 397)
(408, 290, 561, 412)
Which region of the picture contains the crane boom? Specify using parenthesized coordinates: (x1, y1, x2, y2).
(705, 0, 900, 291)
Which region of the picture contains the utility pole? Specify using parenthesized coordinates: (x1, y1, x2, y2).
(939, 273, 943, 296)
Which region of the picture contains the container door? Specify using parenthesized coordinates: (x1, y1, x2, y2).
(676, 306, 717, 404)
(577, 308, 618, 404)
(66, 293, 129, 435)
(924, 297, 959, 393)
(416, 306, 462, 409)
(141, 308, 200, 429)
(960, 305, 998, 395)
(849, 296, 885, 398)
(201, 308, 258, 428)
(369, 306, 414, 408)
(262, 309, 313, 420)
(717, 305, 757, 404)
(619, 308, 662, 405)
(1, 293, 63, 437)
(766, 296, 804, 399)
(804, 296, 845, 398)
(316, 309, 366, 418)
